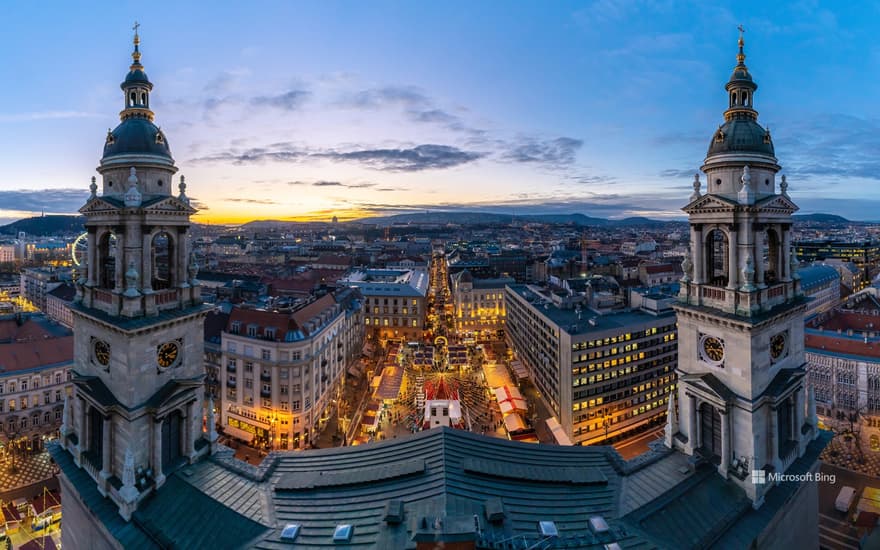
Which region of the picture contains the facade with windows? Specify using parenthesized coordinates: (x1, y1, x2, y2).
(798, 264, 840, 317)
(805, 289, 880, 453)
(504, 284, 677, 446)
(220, 288, 363, 450)
(449, 269, 513, 338)
(340, 269, 427, 341)
(0, 316, 73, 454)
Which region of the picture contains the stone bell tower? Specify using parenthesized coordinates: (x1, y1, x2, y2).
(61, 26, 211, 523)
(667, 29, 818, 506)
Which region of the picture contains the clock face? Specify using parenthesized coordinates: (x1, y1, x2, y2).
(93, 340, 111, 366)
(700, 335, 725, 364)
(770, 332, 787, 360)
(157, 341, 180, 369)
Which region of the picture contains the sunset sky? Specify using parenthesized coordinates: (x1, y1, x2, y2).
(3, 1, 880, 224)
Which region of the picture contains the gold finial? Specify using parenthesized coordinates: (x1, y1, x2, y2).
(132, 21, 142, 63)
(736, 24, 745, 64)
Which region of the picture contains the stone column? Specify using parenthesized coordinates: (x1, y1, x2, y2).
(177, 228, 189, 288)
(720, 409, 730, 476)
(782, 226, 791, 281)
(86, 230, 97, 286)
(694, 401, 703, 449)
(186, 401, 198, 460)
(152, 418, 165, 488)
(100, 415, 112, 477)
(692, 226, 704, 284)
(141, 229, 153, 292)
(727, 228, 738, 290)
(768, 405, 780, 470)
(114, 228, 124, 291)
(755, 247, 765, 288)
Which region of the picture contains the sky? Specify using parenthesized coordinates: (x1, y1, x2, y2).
(3, 1, 880, 224)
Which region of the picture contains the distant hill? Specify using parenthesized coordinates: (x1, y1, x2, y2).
(348, 211, 672, 227)
(793, 213, 850, 223)
(0, 215, 85, 236)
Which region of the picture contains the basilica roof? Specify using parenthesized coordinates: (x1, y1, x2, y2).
(707, 117, 774, 157)
(102, 117, 172, 161)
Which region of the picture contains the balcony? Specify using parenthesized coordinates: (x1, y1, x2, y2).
(226, 380, 236, 388)
(226, 363, 237, 373)
(260, 372, 272, 381)
(260, 389, 272, 398)
(678, 280, 799, 317)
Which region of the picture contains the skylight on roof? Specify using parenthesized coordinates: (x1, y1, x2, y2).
(538, 521, 558, 537)
(280, 523, 300, 541)
(333, 524, 353, 542)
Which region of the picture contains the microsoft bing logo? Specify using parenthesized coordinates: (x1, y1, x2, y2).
(751, 470, 766, 485)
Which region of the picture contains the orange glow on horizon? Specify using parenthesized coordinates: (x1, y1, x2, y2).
(191, 207, 387, 225)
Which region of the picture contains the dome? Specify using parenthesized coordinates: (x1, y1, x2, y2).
(706, 118, 774, 157)
(123, 67, 152, 88)
(103, 117, 172, 161)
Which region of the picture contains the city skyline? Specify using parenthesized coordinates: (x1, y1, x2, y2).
(3, 2, 880, 224)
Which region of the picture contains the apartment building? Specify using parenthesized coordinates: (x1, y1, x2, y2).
(220, 288, 363, 450)
(505, 284, 677, 446)
(0, 314, 73, 453)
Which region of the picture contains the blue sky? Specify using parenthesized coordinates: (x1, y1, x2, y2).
(2, 1, 880, 223)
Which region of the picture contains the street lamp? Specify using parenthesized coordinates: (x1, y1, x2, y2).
(269, 413, 278, 451)
(603, 414, 613, 444)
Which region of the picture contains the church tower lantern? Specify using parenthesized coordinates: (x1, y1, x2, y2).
(667, 28, 818, 507)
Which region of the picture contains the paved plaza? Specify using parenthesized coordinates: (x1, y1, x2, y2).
(0, 451, 56, 495)
(820, 435, 880, 478)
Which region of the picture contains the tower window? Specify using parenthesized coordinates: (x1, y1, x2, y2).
(108, 181, 113, 187)
(130, 92, 136, 105)
(141, 92, 146, 104)
(715, 179, 721, 186)
(731, 92, 737, 105)
(158, 179, 163, 187)
(765, 179, 770, 186)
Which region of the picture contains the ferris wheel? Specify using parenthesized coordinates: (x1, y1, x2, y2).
(71, 232, 88, 267)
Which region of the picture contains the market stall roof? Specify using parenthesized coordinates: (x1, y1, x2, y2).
(503, 413, 526, 433)
(374, 366, 404, 400)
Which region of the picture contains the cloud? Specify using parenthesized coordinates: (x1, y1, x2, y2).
(567, 174, 618, 185)
(0, 188, 87, 213)
(250, 89, 310, 110)
(192, 143, 484, 172)
(342, 86, 429, 109)
(775, 114, 880, 181)
(310, 181, 344, 187)
(0, 111, 100, 122)
(223, 198, 278, 205)
(659, 168, 698, 178)
(502, 137, 583, 167)
(320, 144, 484, 171)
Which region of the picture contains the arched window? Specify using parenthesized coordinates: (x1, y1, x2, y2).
(151, 231, 175, 289)
(140, 92, 146, 105)
(129, 92, 136, 106)
(98, 232, 117, 289)
(731, 92, 737, 106)
(704, 229, 729, 287)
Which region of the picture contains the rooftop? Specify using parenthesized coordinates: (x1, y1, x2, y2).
(507, 284, 675, 336)
(51, 427, 833, 549)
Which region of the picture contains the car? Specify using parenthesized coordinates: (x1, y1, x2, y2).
(835, 486, 857, 513)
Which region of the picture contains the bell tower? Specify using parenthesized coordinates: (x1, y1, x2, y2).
(61, 26, 210, 521)
(668, 29, 818, 506)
